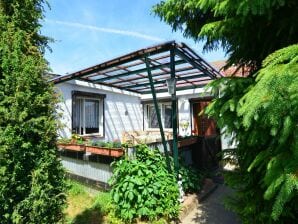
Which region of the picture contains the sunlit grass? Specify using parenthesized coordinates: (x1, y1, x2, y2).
(65, 180, 113, 224)
(66, 181, 95, 220)
(65, 180, 168, 224)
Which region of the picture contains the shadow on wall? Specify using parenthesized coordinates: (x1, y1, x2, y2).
(57, 89, 72, 138)
(122, 101, 142, 130)
(105, 104, 121, 141)
(105, 100, 142, 141)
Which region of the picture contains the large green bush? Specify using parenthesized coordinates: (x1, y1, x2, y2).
(0, 1, 66, 223)
(179, 162, 203, 193)
(153, 0, 298, 69)
(109, 144, 180, 222)
(205, 45, 298, 223)
(153, 1, 298, 223)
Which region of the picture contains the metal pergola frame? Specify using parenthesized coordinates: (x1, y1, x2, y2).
(52, 40, 222, 176)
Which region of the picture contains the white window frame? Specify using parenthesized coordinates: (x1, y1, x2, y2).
(145, 102, 172, 130)
(72, 93, 104, 137)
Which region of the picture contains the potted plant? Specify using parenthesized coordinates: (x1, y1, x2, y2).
(57, 134, 85, 152)
(85, 140, 124, 157)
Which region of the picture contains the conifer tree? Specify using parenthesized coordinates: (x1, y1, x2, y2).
(205, 45, 298, 223)
(0, 1, 66, 223)
(153, 0, 298, 70)
(154, 1, 298, 223)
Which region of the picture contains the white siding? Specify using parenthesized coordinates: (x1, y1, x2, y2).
(141, 88, 235, 150)
(61, 156, 113, 183)
(56, 80, 143, 141)
(56, 81, 234, 150)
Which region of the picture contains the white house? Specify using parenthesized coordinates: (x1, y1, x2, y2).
(53, 41, 227, 188)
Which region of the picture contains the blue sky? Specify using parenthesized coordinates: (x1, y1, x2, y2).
(42, 0, 226, 75)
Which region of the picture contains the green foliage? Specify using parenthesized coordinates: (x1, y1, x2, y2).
(71, 134, 85, 144)
(109, 144, 180, 222)
(112, 140, 122, 148)
(66, 180, 123, 224)
(93, 192, 113, 214)
(0, 0, 51, 53)
(205, 45, 298, 223)
(93, 192, 123, 224)
(67, 180, 86, 196)
(57, 137, 72, 144)
(89, 139, 123, 148)
(179, 163, 204, 193)
(154, 0, 298, 223)
(97, 140, 108, 147)
(153, 0, 298, 69)
(0, 0, 66, 223)
(59, 136, 123, 149)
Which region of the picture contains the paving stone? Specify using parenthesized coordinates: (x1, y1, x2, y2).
(181, 184, 240, 224)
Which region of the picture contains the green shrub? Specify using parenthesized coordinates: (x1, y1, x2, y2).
(205, 45, 298, 223)
(109, 144, 180, 222)
(179, 163, 203, 193)
(0, 1, 67, 223)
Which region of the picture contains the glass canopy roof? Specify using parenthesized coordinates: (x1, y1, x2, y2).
(52, 41, 222, 94)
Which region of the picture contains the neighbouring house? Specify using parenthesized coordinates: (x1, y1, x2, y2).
(52, 41, 232, 188)
(212, 60, 251, 77)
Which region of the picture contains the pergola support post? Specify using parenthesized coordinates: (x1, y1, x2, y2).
(144, 56, 172, 172)
(170, 49, 179, 177)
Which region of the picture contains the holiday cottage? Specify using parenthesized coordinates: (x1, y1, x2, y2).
(52, 41, 232, 188)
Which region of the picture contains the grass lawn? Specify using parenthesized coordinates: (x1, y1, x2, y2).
(65, 180, 121, 224)
(65, 180, 170, 224)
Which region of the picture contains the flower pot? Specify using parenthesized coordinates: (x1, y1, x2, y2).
(110, 148, 124, 157)
(85, 146, 124, 157)
(57, 143, 85, 152)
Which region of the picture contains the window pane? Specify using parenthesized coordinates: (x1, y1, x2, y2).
(85, 99, 99, 134)
(148, 105, 159, 128)
(164, 105, 172, 128)
(73, 98, 83, 134)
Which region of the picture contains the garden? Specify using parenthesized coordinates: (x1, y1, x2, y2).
(65, 144, 204, 223)
(0, 0, 297, 223)
(65, 180, 118, 224)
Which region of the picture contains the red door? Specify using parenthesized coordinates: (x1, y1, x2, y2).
(193, 101, 218, 136)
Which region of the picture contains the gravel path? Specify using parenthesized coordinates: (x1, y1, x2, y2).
(182, 184, 240, 224)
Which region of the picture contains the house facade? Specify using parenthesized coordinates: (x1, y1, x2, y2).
(56, 80, 213, 142)
(56, 80, 142, 141)
(53, 41, 233, 187)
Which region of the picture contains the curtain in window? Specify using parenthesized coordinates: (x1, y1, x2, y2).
(85, 99, 99, 134)
(164, 105, 172, 128)
(148, 105, 159, 128)
(73, 98, 83, 134)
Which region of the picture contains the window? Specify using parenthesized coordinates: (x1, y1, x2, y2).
(72, 91, 105, 136)
(146, 103, 172, 129)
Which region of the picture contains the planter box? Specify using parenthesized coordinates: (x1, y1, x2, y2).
(86, 146, 124, 157)
(178, 137, 198, 148)
(57, 143, 124, 158)
(57, 143, 85, 152)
